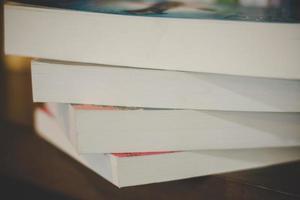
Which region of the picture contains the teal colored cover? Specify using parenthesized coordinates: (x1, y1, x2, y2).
(9, 0, 300, 23)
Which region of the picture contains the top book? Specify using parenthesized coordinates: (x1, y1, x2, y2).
(5, 0, 300, 79)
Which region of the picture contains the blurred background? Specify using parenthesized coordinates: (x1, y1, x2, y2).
(0, 2, 33, 126)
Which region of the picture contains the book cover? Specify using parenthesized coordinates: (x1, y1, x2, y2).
(10, 0, 300, 23)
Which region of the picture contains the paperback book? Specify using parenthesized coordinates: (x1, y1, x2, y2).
(46, 103, 300, 153)
(35, 108, 300, 187)
(5, 0, 300, 78)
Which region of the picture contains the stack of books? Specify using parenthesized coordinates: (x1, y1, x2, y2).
(5, 0, 300, 187)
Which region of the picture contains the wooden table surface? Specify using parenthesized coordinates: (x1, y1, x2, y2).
(0, 65, 300, 200)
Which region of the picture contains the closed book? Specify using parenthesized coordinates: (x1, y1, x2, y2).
(46, 103, 300, 153)
(5, 0, 300, 78)
(32, 60, 300, 112)
(35, 108, 300, 187)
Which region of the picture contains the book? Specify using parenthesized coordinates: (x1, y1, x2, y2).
(35, 107, 300, 187)
(32, 59, 300, 112)
(46, 103, 300, 153)
(5, 0, 300, 79)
